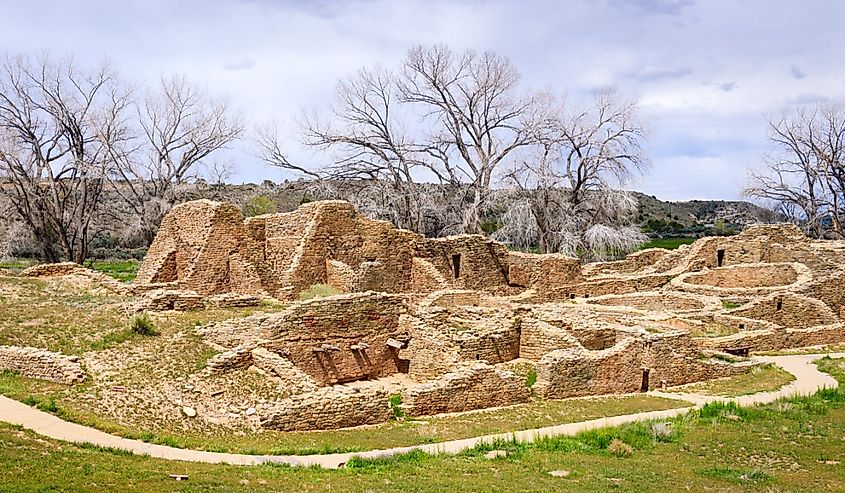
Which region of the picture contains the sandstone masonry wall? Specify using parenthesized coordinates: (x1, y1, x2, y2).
(401, 363, 531, 416)
(261, 387, 391, 431)
(0, 346, 85, 384)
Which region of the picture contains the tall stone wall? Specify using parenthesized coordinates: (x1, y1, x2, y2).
(137, 199, 535, 299)
(414, 235, 511, 291)
(507, 252, 582, 289)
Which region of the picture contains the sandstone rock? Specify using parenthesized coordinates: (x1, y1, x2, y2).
(484, 450, 508, 459)
(548, 470, 570, 478)
(182, 406, 197, 417)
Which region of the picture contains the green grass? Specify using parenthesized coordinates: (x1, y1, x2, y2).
(0, 257, 140, 281)
(639, 237, 697, 250)
(298, 283, 341, 300)
(91, 259, 140, 282)
(721, 299, 743, 309)
(1, 359, 844, 491)
(0, 367, 688, 455)
(668, 363, 795, 397)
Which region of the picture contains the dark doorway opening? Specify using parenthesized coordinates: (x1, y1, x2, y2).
(776, 300, 783, 311)
(717, 249, 725, 267)
(452, 254, 461, 279)
(640, 369, 650, 392)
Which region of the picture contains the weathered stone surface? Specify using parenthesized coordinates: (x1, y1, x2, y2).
(0, 346, 85, 384)
(402, 363, 531, 416)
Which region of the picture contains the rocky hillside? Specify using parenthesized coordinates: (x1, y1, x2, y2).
(633, 192, 782, 234)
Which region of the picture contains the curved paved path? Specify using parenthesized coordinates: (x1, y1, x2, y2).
(0, 353, 841, 469)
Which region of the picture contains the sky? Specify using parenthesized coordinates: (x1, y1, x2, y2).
(1, 0, 843, 201)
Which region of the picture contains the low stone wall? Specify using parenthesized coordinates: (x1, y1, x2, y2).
(698, 323, 845, 353)
(727, 293, 838, 329)
(537, 273, 673, 301)
(204, 346, 252, 373)
(672, 262, 811, 296)
(586, 292, 710, 312)
(137, 289, 205, 311)
(402, 363, 531, 416)
(205, 293, 263, 308)
(0, 346, 85, 384)
(534, 339, 643, 399)
(19, 262, 128, 294)
(518, 318, 581, 360)
(19, 262, 80, 277)
(260, 386, 391, 431)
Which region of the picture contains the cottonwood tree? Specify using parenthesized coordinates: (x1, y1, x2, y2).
(746, 103, 845, 238)
(106, 75, 243, 243)
(399, 45, 540, 233)
(299, 66, 430, 232)
(258, 45, 541, 235)
(0, 55, 129, 263)
(494, 90, 648, 260)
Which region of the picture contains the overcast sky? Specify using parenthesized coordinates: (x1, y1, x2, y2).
(2, 0, 843, 200)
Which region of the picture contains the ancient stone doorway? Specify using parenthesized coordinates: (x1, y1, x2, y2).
(640, 369, 650, 392)
(452, 254, 461, 279)
(717, 249, 725, 267)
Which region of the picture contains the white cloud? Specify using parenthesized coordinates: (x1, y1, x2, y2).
(1, 0, 843, 199)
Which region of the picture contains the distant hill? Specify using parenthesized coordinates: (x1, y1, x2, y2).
(632, 191, 783, 236)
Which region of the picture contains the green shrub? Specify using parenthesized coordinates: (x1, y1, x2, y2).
(130, 313, 158, 336)
(299, 284, 341, 300)
(389, 394, 404, 419)
(525, 370, 537, 388)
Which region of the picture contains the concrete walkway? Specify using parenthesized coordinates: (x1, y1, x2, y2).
(0, 353, 841, 469)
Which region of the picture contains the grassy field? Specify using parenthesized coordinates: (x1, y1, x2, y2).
(0, 368, 688, 455)
(0, 275, 277, 355)
(0, 257, 141, 281)
(668, 364, 795, 397)
(639, 237, 697, 250)
(91, 259, 141, 282)
(0, 358, 843, 492)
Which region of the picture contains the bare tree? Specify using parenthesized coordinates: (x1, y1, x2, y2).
(494, 90, 648, 260)
(0, 54, 129, 263)
(301, 66, 429, 232)
(106, 75, 243, 243)
(746, 103, 845, 238)
(399, 45, 539, 233)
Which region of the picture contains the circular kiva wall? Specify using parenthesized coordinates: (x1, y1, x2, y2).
(586, 292, 709, 312)
(672, 262, 810, 295)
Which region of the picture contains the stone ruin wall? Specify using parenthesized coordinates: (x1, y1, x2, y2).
(533, 332, 756, 399)
(200, 292, 410, 386)
(401, 363, 531, 416)
(261, 386, 391, 431)
(0, 346, 86, 384)
(136, 199, 560, 300)
(727, 293, 838, 329)
(698, 323, 845, 353)
(533, 338, 644, 399)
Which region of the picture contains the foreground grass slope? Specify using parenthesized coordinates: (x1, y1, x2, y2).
(0, 358, 843, 492)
